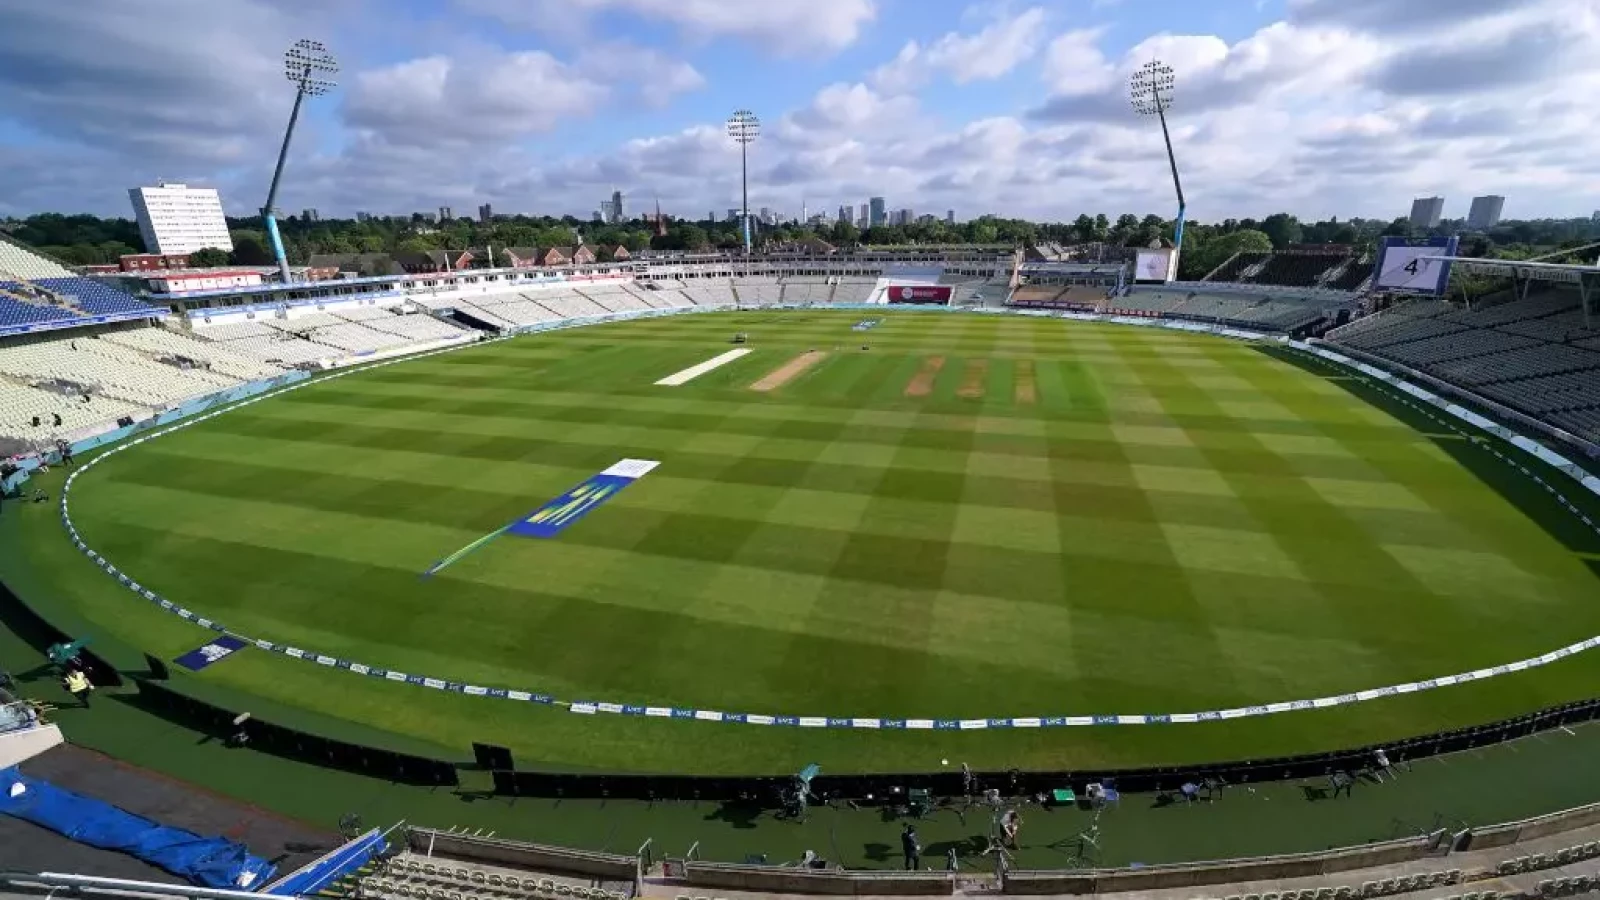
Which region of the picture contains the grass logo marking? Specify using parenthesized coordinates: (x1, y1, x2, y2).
(508, 458, 660, 539)
(422, 459, 660, 575)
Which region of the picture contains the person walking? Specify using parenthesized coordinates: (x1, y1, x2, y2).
(901, 823, 921, 871)
(63, 669, 93, 708)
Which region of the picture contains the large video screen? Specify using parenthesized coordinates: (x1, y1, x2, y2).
(1134, 249, 1174, 282)
(1373, 237, 1457, 295)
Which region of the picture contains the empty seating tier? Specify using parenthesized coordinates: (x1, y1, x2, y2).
(1250, 255, 1344, 288)
(0, 238, 73, 279)
(33, 277, 153, 317)
(1330, 288, 1600, 443)
(1206, 252, 1271, 283)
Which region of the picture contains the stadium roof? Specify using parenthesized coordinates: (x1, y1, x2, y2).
(1440, 256, 1600, 285)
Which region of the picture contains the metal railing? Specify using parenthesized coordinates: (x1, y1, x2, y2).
(1, 872, 271, 900)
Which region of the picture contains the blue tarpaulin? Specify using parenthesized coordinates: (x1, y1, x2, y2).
(0, 767, 278, 889)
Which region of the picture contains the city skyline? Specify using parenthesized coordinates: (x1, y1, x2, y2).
(0, 1, 1595, 224)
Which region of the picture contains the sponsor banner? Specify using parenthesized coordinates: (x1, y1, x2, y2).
(887, 285, 952, 304)
(174, 634, 249, 671)
(507, 459, 660, 538)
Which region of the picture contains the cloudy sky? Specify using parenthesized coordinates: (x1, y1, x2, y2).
(1, 0, 1596, 224)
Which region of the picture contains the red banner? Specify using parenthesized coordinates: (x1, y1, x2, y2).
(887, 285, 952, 304)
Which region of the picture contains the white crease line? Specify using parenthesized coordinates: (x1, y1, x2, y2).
(654, 348, 752, 386)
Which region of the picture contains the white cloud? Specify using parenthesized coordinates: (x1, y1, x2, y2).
(575, 44, 707, 107)
(780, 83, 922, 140)
(344, 52, 608, 146)
(871, 7, 1048, 94)
(1, 0, 1599, 224)
(1040, 28, 1113, 95)
(456, 0, 876, 54)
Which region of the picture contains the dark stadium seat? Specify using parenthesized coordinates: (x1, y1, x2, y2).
(1327, 261, 1374, 291)
(1249, 254, 1342, 288)
(1205, 253, 1269, 283)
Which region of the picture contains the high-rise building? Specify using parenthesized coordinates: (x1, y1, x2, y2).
(301, 208, 319, 222)
(894, 208, 914, 226)
(869, 197, 887, 227)
(838, 205, 852, 226)
(1408, 196, 1444, 230)
(709, 210, 716, 224)
(858, 203, 869, 228)
(1467, 195, 1505, 230)
(478, 203, 493, 223)
(593, 210, 604, 223)
(128, 182, 233, 255)
(439, 206, 453, 221)
(759, 206, 772, 225)
(611, 190, 624, 224)
(728, 208, 741, 223)
(946, 210, 955, 224)
(356, 211, 372, 223)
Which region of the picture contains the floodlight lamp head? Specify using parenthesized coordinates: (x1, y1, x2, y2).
(726, 109, 761, 144)
(284, 39, 339, 96)
(1128, 59, 1175, 117)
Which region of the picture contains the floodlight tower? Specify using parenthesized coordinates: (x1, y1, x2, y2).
(263, 39, 339, 284)
(1129, 60, 1186, 262)
(726, 110, 761, 255)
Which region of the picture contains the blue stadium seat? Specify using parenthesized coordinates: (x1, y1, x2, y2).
(33, 277, 154, 317)
(0, 283, 81, 326)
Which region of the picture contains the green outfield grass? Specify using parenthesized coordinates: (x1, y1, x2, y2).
(13, 309, 1600, 774)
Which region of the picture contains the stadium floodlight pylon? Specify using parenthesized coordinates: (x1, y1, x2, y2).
(726, 110, 761, 255)
(1129, 60, 1186, 267)
(263, 39, 339, 284)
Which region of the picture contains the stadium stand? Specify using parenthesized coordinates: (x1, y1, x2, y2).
(1205, 252, 1271, 283)
(1111, 290, 1187, 315)
(532, 289, 611, 319)
(1329, 288, 1600, 443)
(1327, 260, 1375, 291)
(679, 283, 739, 307)
(1011, 285, 1066, 304)
(303, 322, 414, 354)
(735, 279, 784, 306)
(573, 283, 651, 313)
(1250, 254, 1345, 288)
(191, 319, 278, 341)
(781, 279, 833, 304)
(1106, 287, 1354, 333)
(333, 305, 398, 322)
(0, 288, 81, 327)
(98, 327, 284, 381)
(0, 337, 236, 409)
(33, 277, 153, 317)
(360, 311, 472, 342)
(625, 282, 689, 309)
(0, 236, 73, 279)
(831, 278, 878, 304)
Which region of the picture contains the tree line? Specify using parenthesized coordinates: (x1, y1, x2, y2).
(3, 209, 1594, 280)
